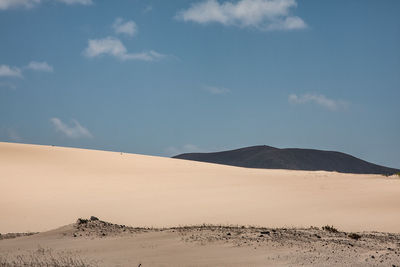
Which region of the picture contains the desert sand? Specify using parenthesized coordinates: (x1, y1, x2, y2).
(0, 218, 399, 266)
(1, 142, 400, 266)
(1, 142, 400, 233)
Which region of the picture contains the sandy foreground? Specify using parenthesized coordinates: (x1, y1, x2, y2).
(1, 218, 399, 266)
(1, 142, 400, 266)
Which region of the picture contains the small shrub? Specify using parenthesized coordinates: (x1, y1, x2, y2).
(322, 225, 338, 233)
(348, 233, 361, 240)
(77, 218, 88, 225)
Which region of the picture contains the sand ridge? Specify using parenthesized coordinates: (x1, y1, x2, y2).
(1, 217, 400, 266)
(1, 141, 400, 234)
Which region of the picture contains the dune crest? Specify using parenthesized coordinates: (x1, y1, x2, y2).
(1, 142, 400, 233)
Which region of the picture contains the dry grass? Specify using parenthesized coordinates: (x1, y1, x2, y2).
(2, 218, 400, 266)
(322, 225, 339, 233)
(0, 247, 93, 267)
(0, 232, 38, 240)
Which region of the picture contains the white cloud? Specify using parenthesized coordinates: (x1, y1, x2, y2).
(83, 37, 165, 61)
(165, 144, 205, 156)
(0, 62, 52, 79)
(113, 18, 137, 37)
(288, 93, 347, 111)
(84, 37, 126, 58)
(0, 65, 22, 78)
(0, 0, 91, 10)
(267, 15, 306, 30)
(26, 61, 53, 72)
(176, 0, 306, 30)
(50, 118, 92, 138)
(204, 85, 230, 94)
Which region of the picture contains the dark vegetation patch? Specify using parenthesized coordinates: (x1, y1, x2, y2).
(348, 233, 362, 240)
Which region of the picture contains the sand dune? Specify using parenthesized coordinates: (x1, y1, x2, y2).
(1, 218, 399, 266)
(1, 142, 400, 234)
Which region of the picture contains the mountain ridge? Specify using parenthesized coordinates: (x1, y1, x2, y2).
(173, 145, 399, 175)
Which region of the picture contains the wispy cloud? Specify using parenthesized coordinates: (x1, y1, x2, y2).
(288, 93, 347, 111)
(143, 5, 152, 13)
(176, 0, 307, 31)
(26, 61, 54, 72)
(113, 18, 137, 37)
(56, 0, 92, 5)
(50, 118, 92, 138)
(0, 127, 22, 141)
(0, 82, 17, 89)
(0, 0, 40, 10)
(83, 37, 165, 61)
(7, 128, 22, 141)
(204, 85, 230, 95)
(165, 144, 205, 156)
(0, 0, 92, 10)
(0, 62, 53, 79)
(0, 65, 22, 78)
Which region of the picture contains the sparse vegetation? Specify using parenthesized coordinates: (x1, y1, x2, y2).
(77, 218, 88, 225)
(0, 232, 38, 240)
(0, 247, 93, 267)
(348, 233, 361, 240)
(383, 172, 400, 177)
(2, 218, 400, 267)
(322, 225, 339, 233)
(73, 217, 152, 238)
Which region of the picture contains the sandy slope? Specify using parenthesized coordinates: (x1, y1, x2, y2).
(1, 142, 400, 233)
(1, 218, 399, 266)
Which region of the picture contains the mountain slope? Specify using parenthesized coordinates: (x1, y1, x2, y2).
(173, 145, 399, 175)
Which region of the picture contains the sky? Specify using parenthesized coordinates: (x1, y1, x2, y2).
(0, 0, 399, 168)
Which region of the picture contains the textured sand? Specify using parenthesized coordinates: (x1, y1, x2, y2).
(1, 142, 400, 234)
(1, 218, 399, 266)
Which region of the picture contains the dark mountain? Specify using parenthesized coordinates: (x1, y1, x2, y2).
(173, 145, 399, 175)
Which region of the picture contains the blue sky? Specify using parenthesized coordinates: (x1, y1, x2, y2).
(1, 0, 399, 168)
